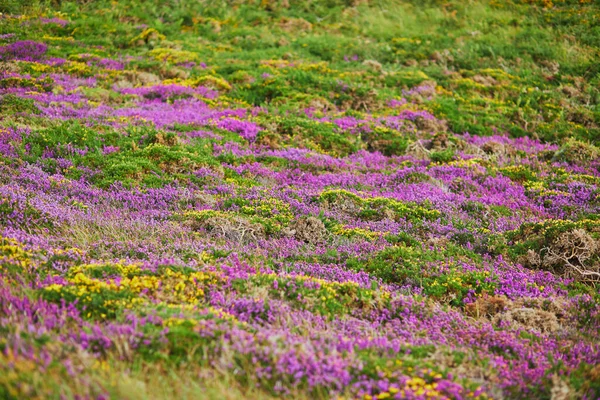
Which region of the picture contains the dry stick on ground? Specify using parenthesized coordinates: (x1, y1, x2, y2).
(542, 245, 600, 283)
(540, 229, 600, 284)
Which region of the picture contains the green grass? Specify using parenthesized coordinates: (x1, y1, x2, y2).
(3, 0, 599, 146)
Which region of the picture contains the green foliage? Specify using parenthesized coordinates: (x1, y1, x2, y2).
(499, 165, 538, 183)
(1, 1, 600, 397)
(504, 218, 600, 259)
(347, 244, 492, 306)
(430, 148, 455, 163)
(0, 94, 40, 115)
(3, 0, 600, 146)
(319, 189, 440, 222)
(236, 274, 387, 318)
(16, 122, 218, 187)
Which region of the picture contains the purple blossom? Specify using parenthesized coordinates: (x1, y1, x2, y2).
(0, 40, 48, 61)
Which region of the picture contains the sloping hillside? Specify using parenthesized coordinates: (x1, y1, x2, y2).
(0, 0, 599, 398)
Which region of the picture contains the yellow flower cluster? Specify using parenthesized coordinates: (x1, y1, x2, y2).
(0, 238, 32, 270)
(263, 272, 391, 305)
(297, 61, 335, 74)
(391, 70, 430, 81)
(149, 48, 199, 64)
(129, 28, 165, 45)
(445, 158, 484, 169)
(332, 225, 383, 240)
(21, 61, 52, 73)
(163, 306, 240, 327)
(65, 61, 93, 76)
(477, 68, 515, 81)
(44, 263, 224, 311)
(0, 351, 40, 399)
(452, 78, 488, 90)
(41, 35, 75, 42)
(499, 165, 536, 176)
(391, 37, 421, 44)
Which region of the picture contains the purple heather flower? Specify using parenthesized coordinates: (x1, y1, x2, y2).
(39, 17, 69, 27)
(0, 40, 47, 61)
(102, 145, 120, 155)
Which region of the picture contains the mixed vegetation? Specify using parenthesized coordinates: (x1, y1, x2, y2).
(0, 0, 599, 398)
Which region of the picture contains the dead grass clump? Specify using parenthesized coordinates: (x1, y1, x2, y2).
(278, 17, 313, 32)
(493, 307, 560, 333)
(153, 132, 180, 146)
(454, 139, 487, 159)
(340, 88, 380, 112)
(471, 74, 497, 87)
(290, 216, 328, 245)
(538, 229, 600, 283)
(466, 295, 567, 334)
(424, 236, 450, 249)
(549, 374, 577, 400)
(193, 193, 217, 208)
(512, 297, 567, 320)
(428, 132, 451, 151)
(430, 50, 454, 65)
(0, 61, 21, 74)
(115, 71, 161, 89)
(362, 59, 384, 74)
(200, 215, 266, 244)
(405, 140, 430, 160)
(307, 96, 336, 112)
(539, 60, 560, 75)
(322, 195, 362, 217)
(561, 85, 581, 98)
(481, 141, 506, 156)
(414, 116, 447, 133)
(552, 138, 599, 165)
(425, 348, 505, 400)
(160, 66, 189, 80)
(464, 295, 509, 318)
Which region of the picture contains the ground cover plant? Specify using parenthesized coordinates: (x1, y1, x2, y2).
(0, 0, 599, 398)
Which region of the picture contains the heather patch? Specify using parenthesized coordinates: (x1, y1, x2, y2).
(0, 0, 599, 398)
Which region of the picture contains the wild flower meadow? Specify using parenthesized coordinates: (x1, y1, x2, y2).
(0, 0, 599, 399)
